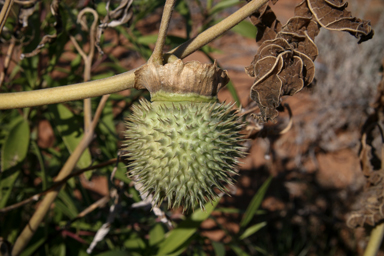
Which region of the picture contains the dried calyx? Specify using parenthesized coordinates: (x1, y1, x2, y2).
(124, 57, 245, 210)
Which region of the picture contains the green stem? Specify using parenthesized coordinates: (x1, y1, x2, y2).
(150, 0, 176, 64)
(364, 223, 384, 256)
(0, 0, 268, 110)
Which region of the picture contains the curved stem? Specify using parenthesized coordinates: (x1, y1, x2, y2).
(0, 69, 136, 109)
(0, 0, 268, 110)
(0, 0, 14, 33)
(364, 223, 384, 256)
(170, 0, 267, 59)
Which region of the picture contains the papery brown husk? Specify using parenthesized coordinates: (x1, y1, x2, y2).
(134, 59, 229, 100)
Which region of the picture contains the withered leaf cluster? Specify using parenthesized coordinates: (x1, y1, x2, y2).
(347, 77, 384, 228)
(96, 0, 133, 54)
(246, 0, 374, 122)
(21, 0, 62, 59)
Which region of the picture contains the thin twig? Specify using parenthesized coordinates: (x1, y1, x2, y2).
(68, 194, 110, 225)
(11, 95, 110, 256)
(0, 0, 269, 110)
(0, 0, 14, 34)
(150, 0, 176, 64)
(0, 158, 116, 213)
(70, 8, 99, 132)
(279, 104, 293, 134)
(0, 37, 15, 88)
(30, 194, 111, 255)
(364, 223, 384, 256)
(169, 0, 269, 59)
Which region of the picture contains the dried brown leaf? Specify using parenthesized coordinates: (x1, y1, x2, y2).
(96, 0, 133, 54)
(246, 0, 373, 122)
(248, 4, 282, 44)
(307, 0, 374, 43)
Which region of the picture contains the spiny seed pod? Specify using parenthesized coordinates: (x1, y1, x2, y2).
(123, 57, 245, 210)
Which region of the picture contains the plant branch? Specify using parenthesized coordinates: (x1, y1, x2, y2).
(150, 0, 176, 64)
(169, 0, 268, 59)
(70, 8, 99, 131)
(11, 95, 110, 256)
(0, 0, 267, 110)
(364, 223, 384, 256)
(0, 0, 14, 33)
(0, 36, 16, 88)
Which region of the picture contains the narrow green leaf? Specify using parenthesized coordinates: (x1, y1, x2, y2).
(0, 119, 29, 208)
(240, 177, 272, 228)
(230, 245, 251, 256)
(124, 238, 146, 249)
(20, 237, 45, 256)
(226, 81, 241, 108)
(212, 241, 226, 256)
(32, 141, 47, 190)
(136, 34, 158, 45)
(157, 198, 221, 255)
(95, 251, 128, 256)
(149, 223, 165, 246)
(57, 190, 79, 218)
(1, 119, 30, 171)
(0, 171, 20, 208)
(239, 222, 266, 240)
(48, 104, 91, 169)
(209, 0, 240, 16)
(231, 21, 258, 39)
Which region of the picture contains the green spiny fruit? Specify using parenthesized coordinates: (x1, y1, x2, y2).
(124, 58, 245, 210)
(124, 99, 245, 210)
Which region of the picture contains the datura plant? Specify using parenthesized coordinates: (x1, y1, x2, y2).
(123, 57, 245, 210)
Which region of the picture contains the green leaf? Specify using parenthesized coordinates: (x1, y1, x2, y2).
(226, 81, 241, 108)
(240, 177, 272, 228)
(0, 171, 20, 208)
(231, 21, 258, 39)
(239, 222, 266, 240)
(57, 190, 79, 218)
(157, 198, 221, 255)
(48, 104, 91, 169)
(124, 233, 146, 250)
(91, 72, 115, 80)
(136, 34, 158, 45)
(0, 118, 29, 207)
(212, 241, 226, 256)
(1, 119, 30, 171)
(209, 0, 240, 16)
(230, 245, 251, 256)
(95, 251, 128, 256)
(50, 242, 66, 256)
(149, 223, 165, 246)
(175, 0, 192, 38)
(20, 237, 45, 256)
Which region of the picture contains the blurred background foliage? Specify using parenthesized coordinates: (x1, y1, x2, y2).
(1, 0, 384, 255)
(0, 0, 271, 255)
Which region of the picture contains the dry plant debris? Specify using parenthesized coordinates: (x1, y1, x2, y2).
(20, 0, 62, 59)
(245, 0, 374, 122)
(96, 0, 134, 54)
(347, 76, 384, 228)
